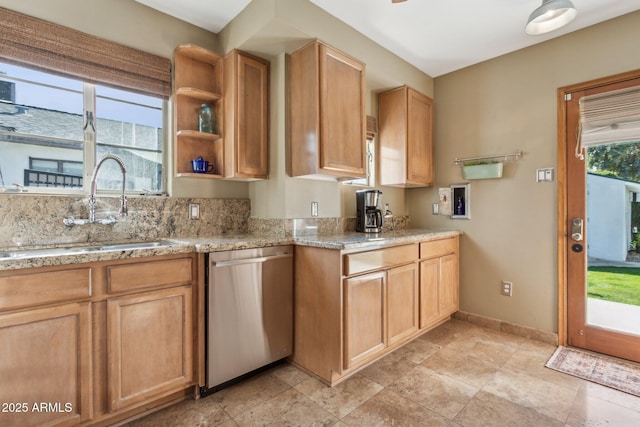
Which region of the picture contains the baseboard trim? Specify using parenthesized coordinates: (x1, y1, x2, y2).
(453, 311, 558, 346)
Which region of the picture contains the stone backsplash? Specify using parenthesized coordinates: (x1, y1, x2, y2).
(0, 194, 410, 248)
(0, 194, 250, 248)
(248, 215, 410, 237)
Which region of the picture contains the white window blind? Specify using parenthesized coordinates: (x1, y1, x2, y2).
(579, 85, 640, 148)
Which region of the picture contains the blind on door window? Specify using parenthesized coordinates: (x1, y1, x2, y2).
(579, 85, 640, 147)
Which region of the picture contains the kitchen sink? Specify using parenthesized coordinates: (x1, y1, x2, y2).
(0, 240, 179, 260)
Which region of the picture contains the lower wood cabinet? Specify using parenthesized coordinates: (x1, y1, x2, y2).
(420, 238, 459, 329)
(293, 239, 453, 386)
(0, 302, 92, 427)
(0, 253, 197, 427)
(387, 263, 419, 345)
(344, 271, 386, 369)
(343, 260, 419, 371)
(107, 285, 193, 411)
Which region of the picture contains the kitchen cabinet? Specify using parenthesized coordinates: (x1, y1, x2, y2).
(378, 85, 434, 187)
(419, 237, 459, 329)
(104, 256, 195, 413)
(344, 271, 386, 369)
(387, 262, 419, 346)
(173, 45, 270, 180)
(288, 39, 367, 179)
(173, 44, 224, 178)
(0, 267, 93, 427)
(293, 243, 419, 385)
(223, 49, 270, 180)
(0, 303, 92, 427)
(107, 285, 193, 411)
(0, 253, 197, 426)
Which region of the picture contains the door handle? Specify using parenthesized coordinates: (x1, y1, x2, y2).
(571, 218, 583, 241)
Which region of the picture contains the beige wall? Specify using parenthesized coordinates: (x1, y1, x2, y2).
(409, 11, 640, 332)
(0, 0, 248, 199)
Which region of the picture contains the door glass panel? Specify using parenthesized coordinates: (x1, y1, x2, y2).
(586, 140, 640, 335)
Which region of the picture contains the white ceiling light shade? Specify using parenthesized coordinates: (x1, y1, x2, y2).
(525, 0, 577, 35)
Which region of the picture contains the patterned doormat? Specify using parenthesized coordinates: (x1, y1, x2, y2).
(545, 346, 640, 397)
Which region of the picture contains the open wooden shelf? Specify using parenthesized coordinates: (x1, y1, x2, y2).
(175, 87, 221, 102)
(174, 44, 224, 178)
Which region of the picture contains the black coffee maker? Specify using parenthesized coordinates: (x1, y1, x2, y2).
(356, 190, 383, 233)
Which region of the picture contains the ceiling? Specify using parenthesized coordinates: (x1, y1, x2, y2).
(136, 0, 640, 77)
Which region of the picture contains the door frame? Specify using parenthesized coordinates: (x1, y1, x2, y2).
(557, 68, 640, 346)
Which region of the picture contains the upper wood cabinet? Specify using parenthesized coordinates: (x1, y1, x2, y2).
(223, 49, 269, 180)
(378, 85, 434, 187)
(173, 45, 269, 180)
(288, 40, 367, 179)
(173, 44, 224, 178)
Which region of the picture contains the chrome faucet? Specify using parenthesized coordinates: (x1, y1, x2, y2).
(64, 154, 128, 226)
(89, 154, 128, 223)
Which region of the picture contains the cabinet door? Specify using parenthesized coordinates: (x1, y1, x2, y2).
(0, 302, 92, 427)
(225, 50, 269, 179)
(387, 263, 419, 346)
(379, 86, 433, 187)
(107, 286, 193, 411)
(344, 271, 386, 369)
(319, 44, 366, 177)
(406, 88, 434, 186)
(439, 253, 459, 316)
(419, 257, 441, 329)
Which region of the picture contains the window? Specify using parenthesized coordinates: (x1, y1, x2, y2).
(343, 115, 377, 187)
(25, 157, 83, 188)
(342, 139, 376, 187)
(0, 62, 164, 193)
(0, 7, 171, 194)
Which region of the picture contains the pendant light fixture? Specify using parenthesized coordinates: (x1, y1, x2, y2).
(525, 0, 577, 35)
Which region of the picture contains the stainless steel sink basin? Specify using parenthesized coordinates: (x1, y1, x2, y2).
(0, 241, 179, 260)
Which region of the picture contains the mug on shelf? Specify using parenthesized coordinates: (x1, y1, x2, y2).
(192, 156, 214, 174)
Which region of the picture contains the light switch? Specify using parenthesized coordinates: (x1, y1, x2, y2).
(536, 168, 554, 182)
(545, 169, 554, 181)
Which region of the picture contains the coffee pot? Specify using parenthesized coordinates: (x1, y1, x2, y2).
(356, 189, 383, 233)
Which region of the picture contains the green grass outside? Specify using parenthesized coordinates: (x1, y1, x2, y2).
(587, 266, 640, 306)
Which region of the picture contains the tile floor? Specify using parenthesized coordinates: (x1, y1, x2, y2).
(126, 320, 640, 426)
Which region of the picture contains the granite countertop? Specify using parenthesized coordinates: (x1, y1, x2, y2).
(292, 229, 462, 251)
(0, 229, 461, 272)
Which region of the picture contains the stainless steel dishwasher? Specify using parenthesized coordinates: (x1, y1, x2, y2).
(204, 245, 293, 392)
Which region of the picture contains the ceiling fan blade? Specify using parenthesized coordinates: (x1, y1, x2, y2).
(392, 0, 407, 3)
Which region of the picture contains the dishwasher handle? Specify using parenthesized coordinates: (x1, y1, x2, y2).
(211, 253, 292, 267)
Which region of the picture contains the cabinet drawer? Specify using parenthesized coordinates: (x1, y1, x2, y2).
(107, 257, 193, 294)
(0, 268, 91, 311)
(344, 244, 418, 276)
(420, 237, 458, 260)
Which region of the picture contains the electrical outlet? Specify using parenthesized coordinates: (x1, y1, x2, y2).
(501, 280, 513, 296)
(311, 201, 318, 217)
(189, 203, 200, 220)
